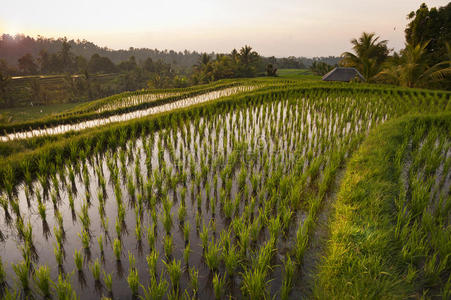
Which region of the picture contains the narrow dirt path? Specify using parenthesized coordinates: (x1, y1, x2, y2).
(295, 169, 346, 299)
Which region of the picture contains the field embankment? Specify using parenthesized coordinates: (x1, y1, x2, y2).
(315, 113, 451, 299)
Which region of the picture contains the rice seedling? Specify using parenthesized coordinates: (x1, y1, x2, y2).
(163, 235, 173, 258)
(12, 261, 30, 294)
(23, 221, 34, 247)
(113, 238, 122, 261)
(54, 273, 77, 300)
(68, 191, 75, 213)
(34, 265, 52, 298)
(163, 258, 182, 289)
(1, 288, 17, 299)
(200, 223, 210, 251)
(146, 249, 158, 276)
(103, 271, 113, 292)
(205, 240, 222, 272)
(178, 202, 186, 224)
(280, 255, 296, 300)
(162, 210, 173, 234)
(54, 244, 64, 266)
(98, 234, 104, 255)
(10, 198, 20, 218)
(129, 252, 136, 270)
(223, 244, 240, 276)
(166, 287, 182, 300)
(183, 221, 190, 242)
(195, 211, 201, 229)
(118, 203, 126, 224)
(78, 229, 90, 250)
(74, 249, 84, 272)
(135, 221, 142, 242)
(55, 210, 64, 231)
(90, 259, 101, 282)
(189, 266, 199, 295)
(127, 268, 140, 296)
(0, 257, 5, 288)
(147, 224, 156, 249)
(141, 275, 168, 300)
(212, 272, 226, 300)
(241, 266, 270, 300)
(127, 174, 136, 200)
(38, 198, 47, 222)
(184, 242, 190, 265)
(0, 196, 10, 220)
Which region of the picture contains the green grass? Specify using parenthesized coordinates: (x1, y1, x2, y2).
(314, 112, 451, 299)
(0, 102, 83, 124)
(3, 73, 120, 108)
(277, 68, 318, 79)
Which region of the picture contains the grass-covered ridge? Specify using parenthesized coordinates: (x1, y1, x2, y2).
(1, 77, 449, 135)
(0, 82, 449, 190)
(315, 113, 451, 299)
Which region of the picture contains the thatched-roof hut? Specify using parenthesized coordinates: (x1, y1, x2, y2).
(322, 67, 365, 82)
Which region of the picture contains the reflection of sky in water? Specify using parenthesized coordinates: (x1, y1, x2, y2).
(1, 86, 255, 142)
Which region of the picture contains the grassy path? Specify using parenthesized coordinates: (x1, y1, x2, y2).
(314, 113, 451, 299)
(296, 169, 346, 298)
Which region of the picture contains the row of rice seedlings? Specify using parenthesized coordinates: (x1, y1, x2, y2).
(394, 123, 450, 296)
(2, 85, 446, 198)
(1, 85, 257, 142)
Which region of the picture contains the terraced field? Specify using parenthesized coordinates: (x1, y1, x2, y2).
(0, 78, 449, 299)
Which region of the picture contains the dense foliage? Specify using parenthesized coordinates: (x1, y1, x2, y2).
(405, 2, 451, 66)
(341, 3, 451, 89)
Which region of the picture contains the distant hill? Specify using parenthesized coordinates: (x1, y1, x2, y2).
(0, 34, 340, 69)
(0, 34, 202, 69)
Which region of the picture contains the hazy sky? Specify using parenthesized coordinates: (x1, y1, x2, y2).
(1, 0, 449, 57)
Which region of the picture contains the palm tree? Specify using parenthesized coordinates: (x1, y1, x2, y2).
(377, 42, 451, 88)
(238, 46, 259, 77)
(341, 32, 389, 81)
(310, 61, 334, 76)
(199, 53, 211, 67)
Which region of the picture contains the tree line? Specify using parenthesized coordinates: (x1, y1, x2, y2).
(0, 36, 343, 107)
(0, 34, 339, 76)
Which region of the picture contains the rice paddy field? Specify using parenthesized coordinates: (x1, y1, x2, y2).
(0, 77, 449, 299)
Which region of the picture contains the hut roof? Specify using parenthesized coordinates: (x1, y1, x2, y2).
(322, 67, 365, 82)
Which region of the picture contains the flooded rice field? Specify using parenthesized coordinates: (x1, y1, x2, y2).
(0, 94, 394, 299)
(0, 86, 255, 142)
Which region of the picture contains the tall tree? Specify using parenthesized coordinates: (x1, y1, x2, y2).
(265, 64, 277, 76)
(405, 3, 451, 65)
(377, 41, 451, 88)
(118, 56, 138, 72)
(310, 61, 334, 76)
(0, 59, 12, 106)
(88, 54, 117, 74)
(237, 45, 260, 77)
(341, 32, 390, 81)
(37, 50, 51, 73)
(59, 37, 75, 73)
(18, 53, 38, 74)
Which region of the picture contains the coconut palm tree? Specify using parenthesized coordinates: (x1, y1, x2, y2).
(341, 32, 390, 81)
(238, 45, 260, 77)
(377, 41, 451, 88)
